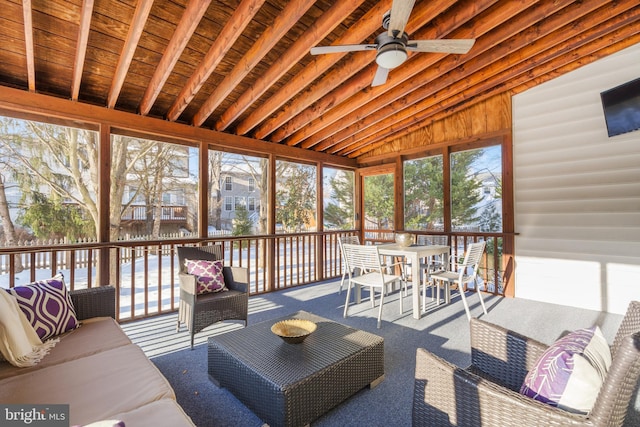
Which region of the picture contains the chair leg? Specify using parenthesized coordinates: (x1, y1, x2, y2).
(475, 278, 488, 316)
(190, 331, 195, 350)
(370, 286, 376, 307)
(445, 282, 451, 305)
(398, 279, 403, 314)
(343, 279, 352, 318)
(420, 269, 425, 312)
(377, 289, 384, 328)
(458, 284, 472, 321)
(338, 271, 347, 295)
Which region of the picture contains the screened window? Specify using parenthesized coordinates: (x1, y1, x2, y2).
(276, 160, 317, 233)
(450, 145, 502, 232)
(208, 151, 267, 234)
(404, 155, 444, 231)
(323, 167, 355, 230)
(112, 133, 198, 241)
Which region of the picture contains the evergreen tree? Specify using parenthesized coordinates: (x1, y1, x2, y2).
(324, 170, 354, 230)
(276, 164, 316, 232)
(363, 174, 394, 229)
(450, 150, 483, 229)
(232, 205, 253, 236)
(19, 192, 93, 240)
(403, 156, 443, 230)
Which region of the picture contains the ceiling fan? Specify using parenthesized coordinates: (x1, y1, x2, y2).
(310, 0, 475, 87)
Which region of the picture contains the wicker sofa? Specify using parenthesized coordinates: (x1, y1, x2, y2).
(0, 286, 195, 426)
(412, 301, 640, 427)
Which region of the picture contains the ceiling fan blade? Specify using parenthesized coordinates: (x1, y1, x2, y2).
(371, 66, 389, 87)
(310, 44, 377, 55)
(388, 0, 415, 37)
(407, 39, 476, 54)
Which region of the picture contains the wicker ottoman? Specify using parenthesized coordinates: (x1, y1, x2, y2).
(207, 310, 384, 427)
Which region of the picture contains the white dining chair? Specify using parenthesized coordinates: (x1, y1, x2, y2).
(416, 235, 450, 311)
(430, 241, 488, 320)
(337, 235, 361, 295)
(342, 243, 405, 328)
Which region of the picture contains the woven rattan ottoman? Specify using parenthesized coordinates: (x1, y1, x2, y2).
(207, 310, 384, 427)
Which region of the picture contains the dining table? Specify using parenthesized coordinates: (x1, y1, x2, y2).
(377, 243, 451, 319)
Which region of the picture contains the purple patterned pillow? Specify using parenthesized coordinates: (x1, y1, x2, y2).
(5, 273, 79, 341)
(185, 259, 227, 294)
(520, 326, 611, 414)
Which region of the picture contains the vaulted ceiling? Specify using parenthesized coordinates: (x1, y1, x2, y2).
(1, 0, 638, 160)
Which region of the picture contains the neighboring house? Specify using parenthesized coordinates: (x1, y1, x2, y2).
(219, 172, 261, 231)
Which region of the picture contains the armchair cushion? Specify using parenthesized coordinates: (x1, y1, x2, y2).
(5, 274, 79, 341)
(184, 259, 227, 295)
(520, 326, 611, 414)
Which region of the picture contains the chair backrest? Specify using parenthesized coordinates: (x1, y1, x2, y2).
(588, 301, 640, 426)
(341, 243, 384, 276)
(458, 241, 486, 283)
(338, 234, 360, 248)
(177, 245, 223, 274)
(611, 300, 640, 359)
(416, 235, 448, 246)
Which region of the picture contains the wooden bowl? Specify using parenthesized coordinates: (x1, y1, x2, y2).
(271, 319, 317, 344)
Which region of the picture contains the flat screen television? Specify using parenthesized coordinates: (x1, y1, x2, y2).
(600, 77, 640, 137)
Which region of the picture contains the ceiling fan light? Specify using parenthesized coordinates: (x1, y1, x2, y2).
(376, 44, 407, 69)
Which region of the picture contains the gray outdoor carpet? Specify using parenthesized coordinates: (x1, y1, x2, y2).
(123, 279, 640, 427)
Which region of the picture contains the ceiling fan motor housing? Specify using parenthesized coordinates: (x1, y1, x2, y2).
(375, 32, 408, 69)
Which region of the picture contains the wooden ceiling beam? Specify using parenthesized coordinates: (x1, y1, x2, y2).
(192, 0, 317, 127)
(166, 0, 264, 122)
(71, 0, 95, 101)
(316, 0, 597, 153)
(348, 9, 640, 158)
(266, 0, 463, 143)
(214, 0, 367, 132)
(287, 0, 536, 149)
(21, 0, 35, 92)
(139, 0, 212, 116)
(512, 28, 640, 95)
(107, 0, 154, 109)
(243, 0, 395, 138)
(356, 27, 640, 159)
(346, 1, 638, 157)
(0, 84, 356, 168)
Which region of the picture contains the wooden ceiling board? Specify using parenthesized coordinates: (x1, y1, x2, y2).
(0, 0, 636, 160)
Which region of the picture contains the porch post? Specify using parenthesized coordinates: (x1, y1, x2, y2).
(98, 123, 111, 287)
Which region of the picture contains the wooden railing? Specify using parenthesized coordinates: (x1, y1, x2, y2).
(0, 230, 510, 322)
(0, 231, 358, 322)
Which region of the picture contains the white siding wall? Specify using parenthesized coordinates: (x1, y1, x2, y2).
(513, 42, 640, 314)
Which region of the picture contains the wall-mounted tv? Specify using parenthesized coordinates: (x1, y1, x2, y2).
(600, 77, 640, 137)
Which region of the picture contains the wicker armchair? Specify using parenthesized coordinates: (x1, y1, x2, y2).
(176, 245, 249, 349)
(413, 301, 640, 426)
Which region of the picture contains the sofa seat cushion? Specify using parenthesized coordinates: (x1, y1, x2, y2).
(100, 399, 195, 427)
(0, 343, 175, 426)
(0, 317, 131, 380)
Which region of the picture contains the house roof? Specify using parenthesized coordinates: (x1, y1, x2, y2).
(1, 0, 638, 160)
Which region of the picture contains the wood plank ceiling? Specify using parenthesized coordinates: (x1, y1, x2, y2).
(0, 0, 638, 161)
